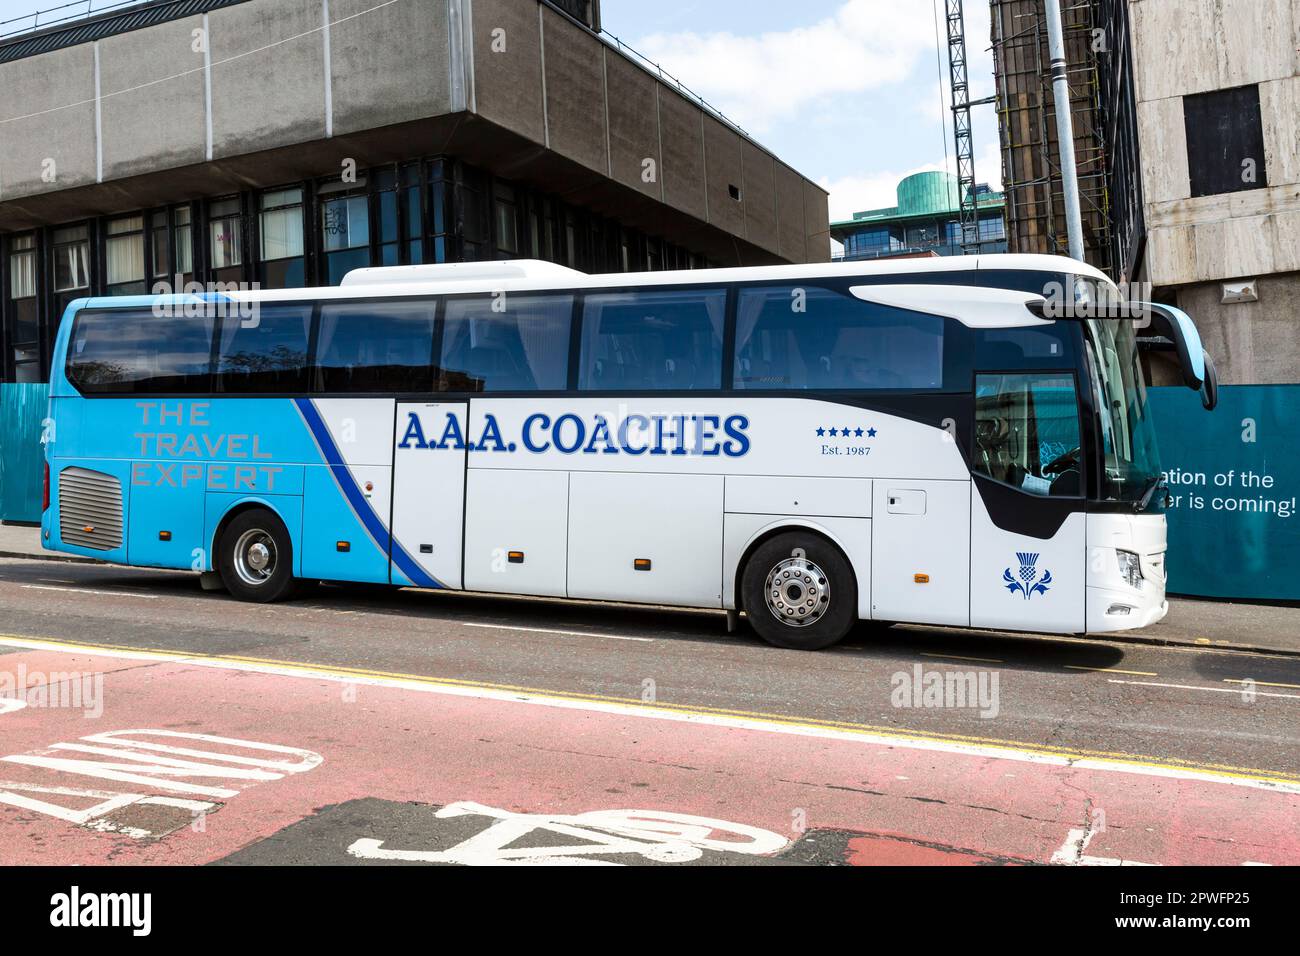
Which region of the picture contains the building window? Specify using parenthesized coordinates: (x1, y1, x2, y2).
(428, 159, 451, 264)
(374, 169, 401, 267)
(978, 216, 1006, 241)
(105, 215, 146, 295)
(321, 192, 371, 285)
(173, 206, 194, 278)
(259, 188, 305, 289)
(458, 165, 491, 262)
(208, 197, 245, 283)
(52, 225, 91, 295)
(493, 182, 519, 256)
(150, 211, 169, 282)
(401, 163, 423, 265)
(1183, 85, 1268, 198)
(6, 234, 39, 381)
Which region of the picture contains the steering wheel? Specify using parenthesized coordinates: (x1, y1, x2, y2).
(1043, 446, 1081, 475)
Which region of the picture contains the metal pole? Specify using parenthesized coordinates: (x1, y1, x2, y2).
(1044, 0, 1085, 261)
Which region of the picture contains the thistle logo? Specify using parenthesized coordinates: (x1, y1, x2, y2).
(1002, 552, 1052, 600)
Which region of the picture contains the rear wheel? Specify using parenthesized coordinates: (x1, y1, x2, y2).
(741, 532, 857, 651)
(217, 509, 297, 603)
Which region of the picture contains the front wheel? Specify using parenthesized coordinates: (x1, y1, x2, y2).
(740, 532, 857, 651)
(217, 508, 297, 603)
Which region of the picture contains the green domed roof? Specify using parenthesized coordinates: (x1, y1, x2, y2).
(896, 171, 961, 216)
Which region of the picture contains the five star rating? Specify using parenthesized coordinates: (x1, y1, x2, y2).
(815, 426, 878, 438)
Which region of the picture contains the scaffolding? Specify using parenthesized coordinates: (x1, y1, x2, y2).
(989, 0, 1112, 276)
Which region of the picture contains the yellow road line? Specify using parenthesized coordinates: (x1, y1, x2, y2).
(2, 632, 1299, 789)
(1064, 665, 1158, 676)
(1224, 678, 1300, 691)
(919, 651, 1004, 664)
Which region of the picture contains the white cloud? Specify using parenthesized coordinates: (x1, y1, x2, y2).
(633, 0, 939, 133)
(821, 138, 1004, 226)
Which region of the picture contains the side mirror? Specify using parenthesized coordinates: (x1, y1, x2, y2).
(1199, 349, 1219, 411)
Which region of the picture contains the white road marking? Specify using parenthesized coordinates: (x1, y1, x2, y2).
(460, 622, 653, 643)
(1063, 665, 1157, 676)
(0, 730, 323, 838)
(1050, 827, 1155, 866)
(348, 802, 788, 866)
(0, 698, 27, 715)
(20, 585, 159, 600)
(0, 635, 1296, 796)
(1108, 678, 1300, 701)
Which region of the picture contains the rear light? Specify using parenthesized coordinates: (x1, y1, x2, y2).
(42, 462, 50, 512)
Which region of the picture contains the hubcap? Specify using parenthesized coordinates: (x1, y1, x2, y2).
(234, 529, 277, 587)
(764, 556, 830, 627)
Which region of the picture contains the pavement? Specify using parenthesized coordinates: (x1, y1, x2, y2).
(0, 550, 1297, 866)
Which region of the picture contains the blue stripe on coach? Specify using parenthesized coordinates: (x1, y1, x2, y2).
(293, 398, 445, 590)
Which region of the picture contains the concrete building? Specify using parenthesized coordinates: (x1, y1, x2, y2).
(990, 0, 1300, 385)
(0, 0, 830, 383)
(1117, 0, 1300, 385)
(830, 171, 1006, 261)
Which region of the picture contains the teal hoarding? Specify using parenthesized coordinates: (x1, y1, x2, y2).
(1148, 385, 1300, 600)
(0, 383, 49, 524)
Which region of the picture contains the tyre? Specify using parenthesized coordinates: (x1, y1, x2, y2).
(740, 532, 858, 651)
(216, 508, 297, 603)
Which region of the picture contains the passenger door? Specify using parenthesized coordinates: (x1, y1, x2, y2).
(968, 372, 1087, 633)
(391, 402, 468, 589)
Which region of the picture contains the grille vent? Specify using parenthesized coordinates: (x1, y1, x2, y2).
(58, 467, 124, 551)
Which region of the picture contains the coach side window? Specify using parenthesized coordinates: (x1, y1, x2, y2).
(67, 308, 215, 394)
(316, 300, 436, 392)
(578, 288, 726, 390)
(438, 293, 572, 392)
(734, 286, 945, 390)
(215, 304, 313, 393)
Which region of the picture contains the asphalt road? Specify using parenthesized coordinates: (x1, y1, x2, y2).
(0, 553, 1297, 866)
(0, 555, 1296, 777)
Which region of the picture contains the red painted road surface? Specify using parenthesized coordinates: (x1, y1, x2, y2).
(0, 645, 1295, 865)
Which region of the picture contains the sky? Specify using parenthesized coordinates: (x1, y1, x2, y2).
(0, 0, 1004, 238)
(600, 0, 1004, 227)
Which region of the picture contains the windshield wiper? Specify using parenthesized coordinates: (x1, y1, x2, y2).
(1135, 476, 1167, 513)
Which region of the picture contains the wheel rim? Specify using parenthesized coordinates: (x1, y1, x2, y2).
(233, 528, 278, 587)
(764, 556, 830, 627)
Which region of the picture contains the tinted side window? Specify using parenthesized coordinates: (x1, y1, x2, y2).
(216, 304, 313, 393)
(734, 286, 944, 390)
(67, 309, 214, 394)
(439, 293, 572, 392)
(579, 288, 726, 391)
(316, 300, 435, 392)
(975, 325, 1075, 370)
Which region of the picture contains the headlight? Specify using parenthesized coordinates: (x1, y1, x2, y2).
(1116, 549, 1144, 589)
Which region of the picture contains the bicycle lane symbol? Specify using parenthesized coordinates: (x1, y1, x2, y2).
(347, 802, 791, 866)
